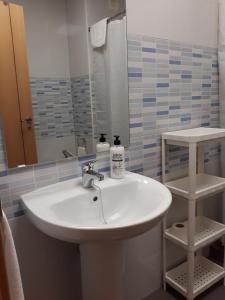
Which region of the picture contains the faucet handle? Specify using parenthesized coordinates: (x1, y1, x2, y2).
(82, 160, 96, 171)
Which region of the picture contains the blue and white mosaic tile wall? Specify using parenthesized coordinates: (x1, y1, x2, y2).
(0, 34, 220, 219)
(71, 75, 93, 140)
(127, 34, 219, 177)
(31, 78, 75, 139)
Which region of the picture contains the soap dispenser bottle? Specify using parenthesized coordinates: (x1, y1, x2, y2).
(110, 135, 125, 179)
(96, 133, 110, 153)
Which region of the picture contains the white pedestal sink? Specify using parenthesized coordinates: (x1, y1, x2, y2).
(21, 172, 172, 300)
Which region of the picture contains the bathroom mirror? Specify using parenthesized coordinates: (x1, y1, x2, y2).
(0, 0, 129, 169)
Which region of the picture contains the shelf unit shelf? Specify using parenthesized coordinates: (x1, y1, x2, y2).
(162, 127, 225, 300)
(162, 127, 225, 144)
(165, 216, 225, 251)
(166, 256, 225, 299)
(165, 174, 225, 200)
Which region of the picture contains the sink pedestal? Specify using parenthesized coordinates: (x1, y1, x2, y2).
(80, 241, 125, 300)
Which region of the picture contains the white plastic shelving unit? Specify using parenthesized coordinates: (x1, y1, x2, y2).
(162, 127, 225, 300)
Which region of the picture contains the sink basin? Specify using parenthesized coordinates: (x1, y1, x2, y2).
(21, 171, 172, 300)
(22, 171, 172, 243)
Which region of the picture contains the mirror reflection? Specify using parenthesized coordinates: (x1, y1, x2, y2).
(0, 0, 128, 169)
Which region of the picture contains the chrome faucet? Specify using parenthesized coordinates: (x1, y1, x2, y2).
(82, 161, 104, 188)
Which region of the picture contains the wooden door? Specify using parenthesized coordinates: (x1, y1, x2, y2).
(9, 3, 37, 165)
(0, 1, 25, 168)
(0, 1, 37, 168)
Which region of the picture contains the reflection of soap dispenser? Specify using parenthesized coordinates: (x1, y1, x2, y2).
(110, 135, 125, 179)
(96, 134, 110, 153)
(78, 138, 87, 156)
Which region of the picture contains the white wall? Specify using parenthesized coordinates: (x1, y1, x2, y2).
(126, 0, 219, 47)
(12, 0, 71, 78)
(66, 0, 90, 77)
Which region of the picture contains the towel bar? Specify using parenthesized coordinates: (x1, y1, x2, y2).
(88, 9, 126, 32)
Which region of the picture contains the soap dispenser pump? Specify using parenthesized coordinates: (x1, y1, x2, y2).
(96, 133, 110, 153)
(110, 135, 125, 179)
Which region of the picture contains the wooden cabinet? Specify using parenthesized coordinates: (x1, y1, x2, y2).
(0, 1, 37, 168)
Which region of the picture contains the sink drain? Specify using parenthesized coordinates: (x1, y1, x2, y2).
(93, 196, 98, 202)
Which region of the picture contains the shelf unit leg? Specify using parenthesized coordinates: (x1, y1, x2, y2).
(222, 191, 225, 256)
(196, 146, 204, 257)
(197, 146, 204, 217)
(162, 138, 166, 183)
(162, 138, 167, 290)
(187, 200, 196, 299)
(189, 143, 197, 198)
(162, 217, 167, 291)
(197, 145, 204, 174)
(187, 250, 195, 300)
